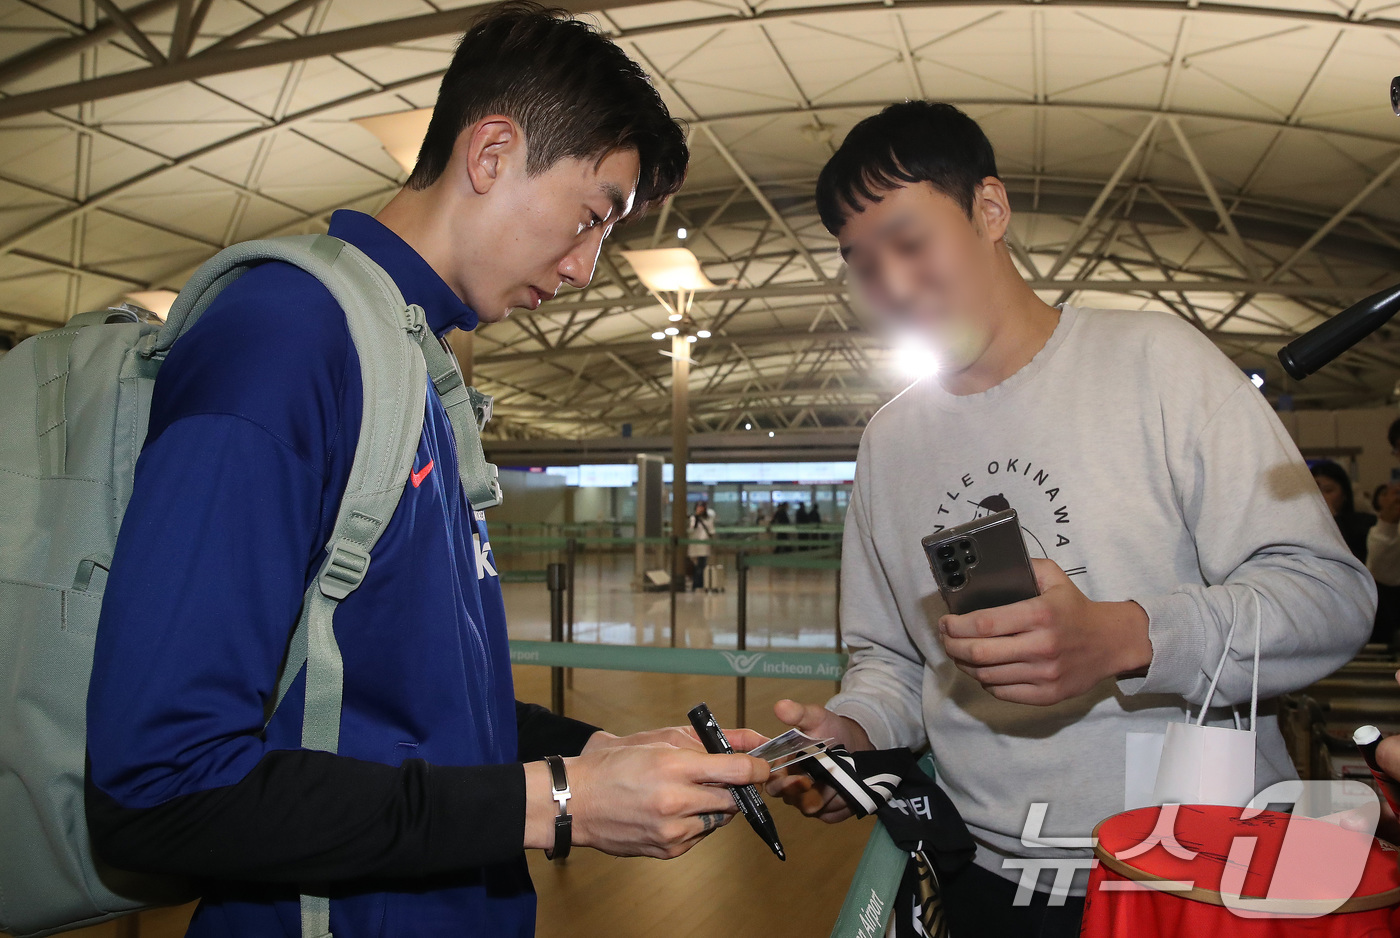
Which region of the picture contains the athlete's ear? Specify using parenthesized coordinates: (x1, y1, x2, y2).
(459, 117, 521, 196)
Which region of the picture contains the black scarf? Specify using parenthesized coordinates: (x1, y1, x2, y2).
(801, 747, 975, 937)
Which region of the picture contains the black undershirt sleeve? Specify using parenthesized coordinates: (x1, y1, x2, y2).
(88, 703, 602, 883)
(514, 701, 601, 763)
(86, 751, 525, 883)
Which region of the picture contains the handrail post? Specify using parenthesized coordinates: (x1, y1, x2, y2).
(565, 537, 577, 690)
(834, 564, 843, 695)
(547, 562, 566, 716)
(736, 550, 747, 726)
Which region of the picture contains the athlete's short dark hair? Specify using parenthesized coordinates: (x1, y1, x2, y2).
(407, 2, 687, 216)
(815, 101, 998, 235)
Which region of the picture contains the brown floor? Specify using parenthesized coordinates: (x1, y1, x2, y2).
(15, 562, 873, 938)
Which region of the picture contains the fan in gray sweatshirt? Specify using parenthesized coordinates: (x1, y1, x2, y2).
(828, 304, 1375, 893)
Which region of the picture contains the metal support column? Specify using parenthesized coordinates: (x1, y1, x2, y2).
(670, 332, 689, 589)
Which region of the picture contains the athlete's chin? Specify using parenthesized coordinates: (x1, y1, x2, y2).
(478, 306, 513, 324)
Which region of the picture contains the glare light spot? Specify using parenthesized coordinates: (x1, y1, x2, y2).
(1249, 372, 1265, 389)
(686, 334, 698, 343)
(668, 312, 683, 322)
(677, 227, 688, 239)
(696, 329, 711, 338)
(745, 422, 752, 430)
(893, 335, 941, 380)
(768, 431, 775, 438)
(664, 326, 679, 336)
(651, 331, 665, 340)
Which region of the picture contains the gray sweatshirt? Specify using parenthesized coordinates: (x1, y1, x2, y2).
(828, 305, 1375, 890)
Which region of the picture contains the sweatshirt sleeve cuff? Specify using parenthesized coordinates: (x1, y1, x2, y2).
(825, 694, 909, 751)
(1117, 591, 1207, 698)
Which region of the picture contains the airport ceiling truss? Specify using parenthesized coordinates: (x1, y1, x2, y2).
(3, 0, 1400, 439)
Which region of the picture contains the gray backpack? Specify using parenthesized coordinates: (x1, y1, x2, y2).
(0, 234, 502, 938)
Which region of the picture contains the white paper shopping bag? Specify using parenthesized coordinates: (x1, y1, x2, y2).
(1151, 721, 1256, 806)
(1148, 591, 1260, 808)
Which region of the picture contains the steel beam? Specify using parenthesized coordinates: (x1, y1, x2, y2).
(8, 0, 1400, 123)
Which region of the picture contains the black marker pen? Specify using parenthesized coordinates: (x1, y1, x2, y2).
(687, 702, 785, 860)
(1353, 724, 1400, 815)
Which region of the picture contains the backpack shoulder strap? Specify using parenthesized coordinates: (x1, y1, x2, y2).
(414, 334, 502, 509)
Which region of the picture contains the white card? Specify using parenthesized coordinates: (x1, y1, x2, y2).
(747, 728, 836, 771)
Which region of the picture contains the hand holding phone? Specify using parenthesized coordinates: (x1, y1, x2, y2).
(924, 510, 1152, 706)
(922, 509, 1039, 615)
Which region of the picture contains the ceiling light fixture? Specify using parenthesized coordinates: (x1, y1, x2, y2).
(352, 108, 431, 174)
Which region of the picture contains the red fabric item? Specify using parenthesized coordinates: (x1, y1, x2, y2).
(1080, 805, 1400, 937)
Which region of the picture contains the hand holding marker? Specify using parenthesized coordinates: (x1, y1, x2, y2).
(688, 703, 786, 860)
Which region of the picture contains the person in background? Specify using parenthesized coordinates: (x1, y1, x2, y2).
(1311, 460, 1375, 562)
(794, 501, 811, 549)
(772, 501, 791, 553)
(688, 499, 715, 592)
(807, 501, 824, 543)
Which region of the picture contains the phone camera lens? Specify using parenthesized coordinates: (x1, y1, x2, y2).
(936, 545, 955, 559)
(941, 559, 959, 573)
(956, 539, 971, 550)
(948, 572, 966, 588)
(964, 554, 977, 565)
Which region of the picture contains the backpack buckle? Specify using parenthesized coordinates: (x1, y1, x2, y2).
(318, 538, 372, 599)
(468, 387, 493, 431)
(403, 303, 426, 334)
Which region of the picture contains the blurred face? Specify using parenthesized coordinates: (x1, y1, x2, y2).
(1314, 474, 1345, 516)
(450, 120, 640, 323)
(837, 179, 1009, 370)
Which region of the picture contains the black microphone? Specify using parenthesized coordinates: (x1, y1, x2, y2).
(1277, 281, 1400, 379)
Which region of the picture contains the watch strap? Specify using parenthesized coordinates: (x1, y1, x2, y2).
(543, 755, 572, 861)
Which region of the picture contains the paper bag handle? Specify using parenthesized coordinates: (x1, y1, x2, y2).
(1190, 589, 1261, 730)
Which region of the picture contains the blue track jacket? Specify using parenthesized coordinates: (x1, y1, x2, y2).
(86, 210, 598, 937)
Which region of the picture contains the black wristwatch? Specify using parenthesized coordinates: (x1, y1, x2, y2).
(543, 755, 572, 861)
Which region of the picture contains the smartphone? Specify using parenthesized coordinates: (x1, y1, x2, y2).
(921, 509, 1039, 615)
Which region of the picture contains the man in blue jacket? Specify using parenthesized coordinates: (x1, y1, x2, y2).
(86, 5, 768, 936)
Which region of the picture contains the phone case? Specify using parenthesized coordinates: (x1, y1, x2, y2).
(921, 509, 1039, 615)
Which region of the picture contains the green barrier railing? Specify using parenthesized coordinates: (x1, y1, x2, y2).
(509, 640, 846, 680)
